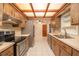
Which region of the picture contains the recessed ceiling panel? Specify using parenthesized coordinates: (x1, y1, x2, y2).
(46, 12, 56, 16)
(32, 3, 47, 10)
(24, 12, 34, 17)
(48, 3, 64, 10)
(16, 3, 32, 11)
(35, 12, 45, 17)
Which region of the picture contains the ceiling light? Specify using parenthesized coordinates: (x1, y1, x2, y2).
(48, 3, 64, 10)
(46, 12, 56, 16)
(35, 12, 45, 17)
(16, 3, 32, 10)
(33, 3, 47, 10)
(24, 12, 34, 17)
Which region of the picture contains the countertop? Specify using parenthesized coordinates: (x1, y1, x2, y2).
(48, 33, 79, 51)
(15, 34, 30, 37)
(21, 34, 30, 37)
(15, 34, 30, 42)
(0, 42, 15, 53)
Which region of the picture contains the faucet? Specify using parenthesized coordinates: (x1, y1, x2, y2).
(63, 28, 67, 38)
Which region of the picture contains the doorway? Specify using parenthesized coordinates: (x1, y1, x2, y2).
(42, 24, 47, 37)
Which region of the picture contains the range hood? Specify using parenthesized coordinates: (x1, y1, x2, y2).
(2, 13, 22, 25)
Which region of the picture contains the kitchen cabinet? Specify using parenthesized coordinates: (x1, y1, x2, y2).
(51, 37, 60, 56)
(60, 48, 71, 56)
(4, 4, 15, 17)
(72, 49, 79, 56)
(20, 20, 26, 28)
(0, 3, 3, 26)
(71, 3, 79, 25)
(3, 3, 27, 28)
(47, 35, 52, 49)
(4, 4, 11, 15)
(48, 34, 77, 56)
(0, 46, 14, 56)
(54, 43, 60, 56)
(51, 17, 61, 32)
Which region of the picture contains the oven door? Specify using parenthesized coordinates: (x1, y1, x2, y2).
(16, 39, 26, 56)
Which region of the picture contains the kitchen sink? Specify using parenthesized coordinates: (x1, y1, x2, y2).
(54, 35, 74, 39)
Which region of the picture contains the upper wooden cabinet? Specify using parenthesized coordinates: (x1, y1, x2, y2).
(51, 17, 61, 32)
(0, 3, 3, 26)
(3, 3, 27, 28)
(70, 3, 79, 25)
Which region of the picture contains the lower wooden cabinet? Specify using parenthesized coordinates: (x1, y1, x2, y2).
(60, 48, 71, 56)
(72, 49, 79, 56)
(47, 35, 52, 49)
(48, 34, 79, 56)
(54, 43, 60, 56)
(0, 46, 14, 56)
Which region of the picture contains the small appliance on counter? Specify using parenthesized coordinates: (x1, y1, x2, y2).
(0, 31, 15, 42)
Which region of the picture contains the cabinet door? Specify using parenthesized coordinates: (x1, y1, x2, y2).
(60, 48, 71, 56)
(4, 4, 10, 15)
(0, 46, 14, 56)
(73, 49, 79, 56)
(0, 3, 3, 12)
(0, 3, 3, 26)
(54, 43, 60, 56)
(51, 37, 55, 51)
(71, 3, 79, 25)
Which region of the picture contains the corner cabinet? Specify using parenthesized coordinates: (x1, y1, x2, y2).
(71, 3, 79, 25)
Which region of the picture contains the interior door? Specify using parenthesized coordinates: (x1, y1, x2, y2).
(42, 24, 47, 37)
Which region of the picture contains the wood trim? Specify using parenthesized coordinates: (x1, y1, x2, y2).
(27, 16, 52, 18)
(54, 3, 70, 17)
(43, 3, 50, 17)
(22, 10, 58, 12)
(30, 3, 36, 18)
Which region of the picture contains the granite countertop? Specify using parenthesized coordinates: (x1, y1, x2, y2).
(48, 33, 79, 51)
(0, 42, 15, 53)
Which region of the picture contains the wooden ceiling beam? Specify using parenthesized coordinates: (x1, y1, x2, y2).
(53, 3, 70, 17)
(27, 16, 52, 18)
(30, 3, 36, 18)
(22, 10, 58, 12)
(43, 3, 50, 18)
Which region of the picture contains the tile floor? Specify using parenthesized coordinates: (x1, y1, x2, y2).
(25, 37, 55, 56)
(24, 22, 55, 56)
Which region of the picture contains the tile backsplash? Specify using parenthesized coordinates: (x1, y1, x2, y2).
(61, 26, 79, 35)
